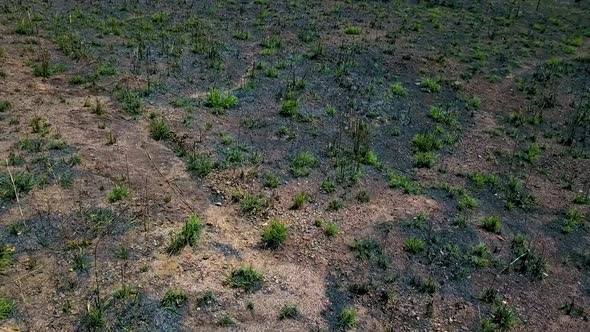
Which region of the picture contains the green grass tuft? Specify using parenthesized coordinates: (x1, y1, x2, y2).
(261, 220, 287, 249)
(226, 265, 263, 292)
(290, 151, 318, 177)
(481, 216, 502, 234)
(107, 184, 129, 203)
(167, 214, 203, 255)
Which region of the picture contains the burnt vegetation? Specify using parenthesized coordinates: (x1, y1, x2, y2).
(0, 0, 589, 331)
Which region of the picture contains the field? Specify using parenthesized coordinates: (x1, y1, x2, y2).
(0, 0, 589, 331)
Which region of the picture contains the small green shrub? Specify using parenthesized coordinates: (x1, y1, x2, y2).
(429, 105, 458, 126)
(0, 297, 14, 321)
(167, 214, 203, 255)
(226, 265, 263, 292)
(320, 178, 336, 193)
(107, 184, 129, 203)
(196, 290, 219, 308)
(561, 208, 585, 234)
(337, 307, 359, 329)
(290, 151, 318, 177)
(279, 98, 299, 117)
(321, 221, 339, 237)
(351, 238, 382, 260)
(344, 25, 361, 35)
(116, 88, 143, 115)
(32, 60, 64, 78)
(327, 199, 343, 211)
(472, 173, 498, 188)
(411, 276, 437, 294)
(291, 192, 308, 209)
(503, 176, 534, 210)
(72, 249, 90, 272)
(481, 216, 502, 234)
(356, 190, 370, 203)
(388, 172, 421, 195)
(261, 220, 287, 249)
(0, 172, 36, 200)
(82, 303, 104, 329)
(205, 88, 238, 111)
(260, 36, 282, 55)
(0, 100, 11, 112)
(278, 304, 300, 320)
(149, 117, 171, 141)
(482, 303, 518, 331)
(186, 152, 214, 177)
(263, 173, 280, 188)
(480, 288, 502, 305)
(471, 243, 492, 267)
(510, 235, 547, 280)
(361, 150, 381, 168)
(16, 17, 35, 35)
(521, 143, 542, 163)
(404, 237, 426, 254)
(412, 133, 441, 152)
(0, 245, 14, 273)
(457, 193, 478, 210)
(390, 82, 408, 96)
(325, 105, 336, 116)
(240, 194, 269, 214)
(218, 315, 236, 327)
(161, 289, 188, 309)
(30, 116, 50, 135)
(419, 77, 442, 92)
(573, 194, 590, 204)
(414, 151, 436, 168)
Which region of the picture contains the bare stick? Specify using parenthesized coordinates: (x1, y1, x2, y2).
(498, 252, 528, 275)
(6, 159, 24, 217)
(146, 151, 195, 212)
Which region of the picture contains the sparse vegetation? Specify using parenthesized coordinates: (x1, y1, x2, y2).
(0, 1, 588, 330)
